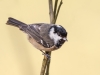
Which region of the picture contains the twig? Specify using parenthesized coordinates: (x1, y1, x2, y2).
(45, 0, 63, 75)
(40, 0, 54, 75)
(40, 56, 48, 75)
(40, 0, 63, 75)
(48, 0, 54, 23)
(45, 52, 51, 75)
(54, 0, 63, 23)
(54, 0, 58, 18)
(44, 0, 54, 75)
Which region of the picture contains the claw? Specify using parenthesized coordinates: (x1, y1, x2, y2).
(40, 50, 51, 59)
(45, 54, 51, 59)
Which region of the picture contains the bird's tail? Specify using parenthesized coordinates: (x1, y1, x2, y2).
(6, 17, 27, 27)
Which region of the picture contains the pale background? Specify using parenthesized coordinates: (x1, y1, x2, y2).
(0, 0, 100, 75)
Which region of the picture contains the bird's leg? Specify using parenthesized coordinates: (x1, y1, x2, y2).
(40, 50, 51, 59)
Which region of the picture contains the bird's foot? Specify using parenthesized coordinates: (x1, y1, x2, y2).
(40, 50, 51, 59)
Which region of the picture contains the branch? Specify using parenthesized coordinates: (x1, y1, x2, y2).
(54, 0, 63, 23)
(40, 56, 48, 75)
(40, 0, 63, 75)
(45, 58, 51, 75)
(54, 0, 58, 18)
(40, 1, 54, 75)
(48, 0, 54, 23)
(44, 0, 54, 75)
(45, 52, 51, 75)
(45, 1, 63, 75)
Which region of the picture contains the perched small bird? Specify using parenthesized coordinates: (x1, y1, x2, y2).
(6, 17, 68, 58)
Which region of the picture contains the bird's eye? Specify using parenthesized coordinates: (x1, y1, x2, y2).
(57, 33, 61, 36)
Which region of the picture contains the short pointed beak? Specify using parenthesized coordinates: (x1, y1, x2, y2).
(63, 38, 68, 41)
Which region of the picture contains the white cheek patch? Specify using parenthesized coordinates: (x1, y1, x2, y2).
(49, 27, 62, 44)
(53, 33, 62, 44)
(49, 28, 55, 39)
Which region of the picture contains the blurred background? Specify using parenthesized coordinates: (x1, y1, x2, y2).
(0, 0, 100, 75)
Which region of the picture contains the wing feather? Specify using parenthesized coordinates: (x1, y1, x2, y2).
(24, 24, 50, 48)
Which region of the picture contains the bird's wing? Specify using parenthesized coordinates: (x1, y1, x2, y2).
(25, 23, 51, 48)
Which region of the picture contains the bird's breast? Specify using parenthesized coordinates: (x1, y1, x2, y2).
(28, 36, 58, 51)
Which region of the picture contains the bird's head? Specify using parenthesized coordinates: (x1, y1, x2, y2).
(49, 25, 68, 48)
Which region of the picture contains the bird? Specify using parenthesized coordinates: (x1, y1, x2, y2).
(6, 17, 68, 58)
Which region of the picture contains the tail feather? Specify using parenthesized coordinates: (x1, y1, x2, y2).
(6, 17, 27, 27)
